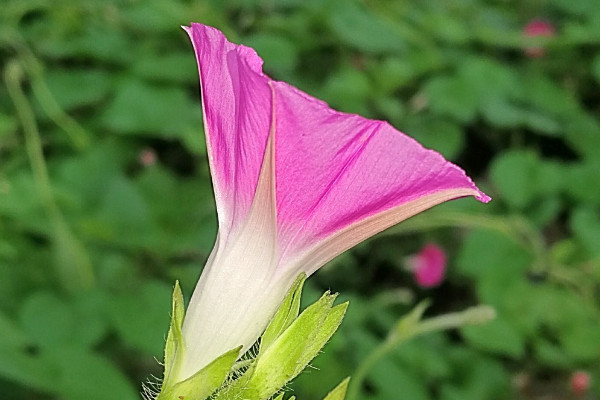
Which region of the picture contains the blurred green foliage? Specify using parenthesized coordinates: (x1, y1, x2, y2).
(1, 0, 599, 399)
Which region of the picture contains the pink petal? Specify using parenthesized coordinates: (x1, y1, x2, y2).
(271, 82, 489, 269)
(185, 23, 489, 273)
(524, 19, 555, 37)
(184, 24, 273, 240)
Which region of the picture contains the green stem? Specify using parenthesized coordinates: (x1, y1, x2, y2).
(5, 60, 94, 293)
(5, 61, 58, 220)
(346, 305, 495, 400)
(10, 33, 90, 150)
(370, 288, 414, 309)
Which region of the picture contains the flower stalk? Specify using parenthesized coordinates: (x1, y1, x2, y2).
(346, 302, 496, 400)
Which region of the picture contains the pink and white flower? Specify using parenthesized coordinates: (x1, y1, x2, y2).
(178, 23, 490, 382)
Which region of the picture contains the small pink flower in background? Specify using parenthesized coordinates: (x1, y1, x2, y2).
(139, 147, 157, 167)
(523, 19, 555, 58)
(571, 370, 591, 398)
(177, 23, 490, 383)
(409, 243, 447, 288)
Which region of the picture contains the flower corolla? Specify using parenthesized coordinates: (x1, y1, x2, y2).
(178, 23, 490, 382)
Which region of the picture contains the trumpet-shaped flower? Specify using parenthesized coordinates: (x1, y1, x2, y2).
(178, 23, 490, 382)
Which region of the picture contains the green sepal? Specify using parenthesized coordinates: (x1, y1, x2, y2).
(245, 291, 349, 399)
(390, 299, 430, 340)
(161, 277, 348, 400)
(159, 345, 241, 400)
(259, 273, 307, 355)
(323, 377, 350, 400)
(163, 280, 185, 387)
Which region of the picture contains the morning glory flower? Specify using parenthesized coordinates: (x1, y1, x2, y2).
(409, 243, 447, 288)
(177, 23, 490, 382)
(523, 19, 555, 58)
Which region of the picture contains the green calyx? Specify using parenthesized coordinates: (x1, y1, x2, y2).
(152, 275, 350, 400)
(152, 281, 241, 400)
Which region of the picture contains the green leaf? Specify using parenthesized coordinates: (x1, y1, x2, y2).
(323, 377, 350, 400)
(459, 57, 519, 103)
(521, 75, 580, 118)
(405, 118, 464, 160)
(566, 160, 600, 203)
(489, 150, 541, 209)
(373, 96, 406, 127)
(0, 310, 27, 350)
(94, 176, 157, 247)
(571, 206, 600, 258)
(244, 34, 299, 75)
(49, 348, 139, 400)
(371, 57, 415, 93)
(561, 321, 600, 361)
(0, 112, 17, 137)
(565, 114, 600, 159)
(160, 346, 241, 400)
(461, 317, 525, 358)
(45, 68, 112, 110)
(534, 339, 572, 368)
(52, 221, 95, 293)
(0, 347, 58, 393)
(135, 166, 217, 254)
(522, 110, 561, 136)
(456, 229, 533, 305)
(537, 161, 567, 196)
(102, 79, 198, 137)
(260, 273, 307, 355)
(369, 361, 429, 400)
(70, 290, 110, 348)
(426, 12, 470, 44)
(321, 67, 371, 115)
(593, 54, 600, 83)
(108, 280, 171, 356)
(122, 0, 188, 33)
(40, 26, 132, 63)
(163, 281, 185, 387)
(424, 76, 478, 122)
(132, 52, 197, 83)
(19, 292, 76, 349)
(480, 98, 526, 128)
(328, 1, 406, 54)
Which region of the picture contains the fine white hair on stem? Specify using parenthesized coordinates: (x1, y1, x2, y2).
(141, 374, 162, 400)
